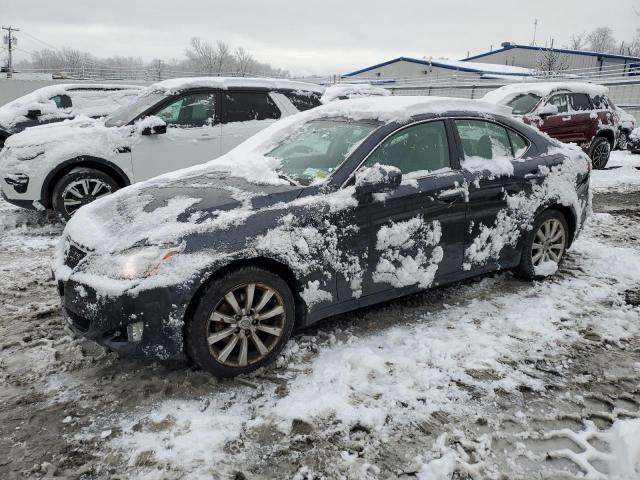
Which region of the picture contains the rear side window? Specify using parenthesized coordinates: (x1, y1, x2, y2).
(546, 94, 569, 114)
(568, 93, 591, 112)
(50, 94, 72, 109)
(283, 91, 322, 111)
(364, 121, 450, 175)
(153, 93, 216, 128)
(508, 130, 529, 158)
(455, 119, 513, 160)
(224, 91, 281, 123)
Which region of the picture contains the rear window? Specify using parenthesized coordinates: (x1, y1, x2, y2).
(506, 93, 541, 115)
(283, 91, 322, 111)
(224, 91, 281, 123)
(50, 94, 72, 109)
(568, 93, 591, 111)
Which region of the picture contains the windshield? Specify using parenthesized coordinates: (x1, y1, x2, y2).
(507, 93, 541, 115)
(267, 119, 378, 185)
(104, 92, 167, 127)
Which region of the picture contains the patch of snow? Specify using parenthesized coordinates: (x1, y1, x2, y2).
(533, 260, 558, 277)
(321, 84, 391, 104)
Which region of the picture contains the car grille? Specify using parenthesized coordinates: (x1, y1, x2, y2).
(65, 243, 87, 269)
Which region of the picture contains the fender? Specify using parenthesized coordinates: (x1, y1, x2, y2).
(41, 156, 132, 207)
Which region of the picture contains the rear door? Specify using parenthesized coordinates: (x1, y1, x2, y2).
(344, 119, 467, 299)
(453, 118, 528, 271)
(219, 90, 282, 154)
(130, 90, 221, 181)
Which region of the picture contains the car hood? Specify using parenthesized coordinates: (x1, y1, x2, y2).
(65, 170, 301, 254)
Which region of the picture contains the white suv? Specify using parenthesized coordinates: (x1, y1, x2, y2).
(0, 77, 324, 218)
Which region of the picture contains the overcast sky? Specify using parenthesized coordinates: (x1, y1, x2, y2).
(2, 0, 639, 76)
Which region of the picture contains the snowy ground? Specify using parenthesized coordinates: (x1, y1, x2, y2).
(1, 150, 639, 480)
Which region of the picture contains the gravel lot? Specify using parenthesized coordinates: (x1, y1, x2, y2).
(1, 151, 639, 480)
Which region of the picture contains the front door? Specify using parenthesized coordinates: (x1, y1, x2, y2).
(341, 119, 466, 300)
(131, 91, 221, 182)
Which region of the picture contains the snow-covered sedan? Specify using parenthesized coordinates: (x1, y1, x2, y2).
(53, 96, 591, 377)
(0, 77, 324, 218)
(0, 83, 143, 149)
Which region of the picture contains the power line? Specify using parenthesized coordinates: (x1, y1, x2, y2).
(19, 29, 60, 52)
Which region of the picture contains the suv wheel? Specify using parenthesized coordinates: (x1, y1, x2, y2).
(52, 167, 118, 220)
(514, 209, 569, 281)
(186, 266, 296, 378)
(589, 137, 611, 169)
(617, 131, 628, 151)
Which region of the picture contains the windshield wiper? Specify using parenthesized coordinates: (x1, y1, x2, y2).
(277, 173, 300, 186)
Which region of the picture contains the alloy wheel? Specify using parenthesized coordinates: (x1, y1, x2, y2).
(61, 178, 113, 216)
(206, 283, 286, 367)
(591, 142, 610, 169)
(531, 218, 566, 266)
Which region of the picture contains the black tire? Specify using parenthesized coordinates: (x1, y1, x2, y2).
(589, 136, 611, 169)
(185, 266, 296, 378)
(617, 131, 628, 151)
(514, 209, 570, 281)
(51, 167, 119, 220)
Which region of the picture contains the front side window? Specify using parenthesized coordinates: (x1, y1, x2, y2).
(546, 94, 569, 114)
(224, 91, 281, 123)
(506, 93, 541, 115)
(50, 94, 72, 109)
(153, 93, 216, 128)
(283, 91, 323, 111)
(568, 93, 591, 112)
(455, 119, 513, 160)
(363, 121, 450, 175)
(268, 119, 378, 185)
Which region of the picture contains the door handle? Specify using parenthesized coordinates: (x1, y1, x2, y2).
(437, 189, 465, 203)
(524, 173, 546, 181)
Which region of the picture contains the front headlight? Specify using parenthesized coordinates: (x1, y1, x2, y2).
(81, 245, 181, 280)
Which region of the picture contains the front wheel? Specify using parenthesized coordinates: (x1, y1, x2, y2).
(589, 137, 611, 169)
(185, 267, 296, 378)
(514, 209, 569, 281)
(51, 167, 118, 220)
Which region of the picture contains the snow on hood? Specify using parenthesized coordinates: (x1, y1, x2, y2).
(145, 76, 325, 96)
(0, 84, 142, 131)
(321, 84, 391, 103)
(482, 82, 608, 105)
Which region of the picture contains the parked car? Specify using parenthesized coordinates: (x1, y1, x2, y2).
(321, 84, 391, 103)
(483, 82, 619, 169)
(615, 106, 636, 150)
(0, 84, 143, 149)
(0, 77, 324, 218)
(52, 96, 590, 377)
(628, 128, 640, 154)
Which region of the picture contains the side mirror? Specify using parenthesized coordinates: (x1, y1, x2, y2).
(538, 104, 559, 118)
(27, 109, 42, 119)
(141, 123, 167, 136)
(355, 163, 402, 200)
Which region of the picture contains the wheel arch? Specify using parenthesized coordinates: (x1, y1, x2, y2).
(183, 256, 307, 335)
(544, 203, 578, 246)
(41, 156, 131, 208)
(595, 129, 615, 148)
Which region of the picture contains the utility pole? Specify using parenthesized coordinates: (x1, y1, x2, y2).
(2, 25, 20, 78)
(531, 19, 538, 46)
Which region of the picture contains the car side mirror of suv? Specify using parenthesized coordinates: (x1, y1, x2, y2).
(538, 104, 559, 118)
(354, 163, 402, 201)
(27, 109, 42, 119)
(141, 123, 167, 136)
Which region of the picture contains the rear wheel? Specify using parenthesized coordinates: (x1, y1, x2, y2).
(185, 266, 296, 378)
(51, 167, 118, 220)
(617, 131, 628, 151)
(589, 137, 611, 169)
(514, 209, 569, 281)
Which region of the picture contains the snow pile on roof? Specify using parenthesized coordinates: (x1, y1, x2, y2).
(430, 58, 532, 75)
(147, 76, 324, 95)
(482, 82, 609, 105)
(0, 84, 142, 130)
(321, 84, 391, 103)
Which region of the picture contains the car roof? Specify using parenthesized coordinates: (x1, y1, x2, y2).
(147, 76, 325, 95)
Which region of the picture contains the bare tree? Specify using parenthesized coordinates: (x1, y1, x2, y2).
(536, 47, 569, 76)
(184, 37, 218, 73)
(586, 27, 616, 53)
(234, 46, 255, 76)
(214, 41, 231, 74)
(569, 33, 586, 50)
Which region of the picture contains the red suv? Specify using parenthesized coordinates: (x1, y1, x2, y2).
(484, 83, 619, 169)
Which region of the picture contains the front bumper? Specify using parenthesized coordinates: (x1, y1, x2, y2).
(58, 276, 189, 360)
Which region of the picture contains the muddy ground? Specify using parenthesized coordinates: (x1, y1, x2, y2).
(1, 185, 639, 479)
